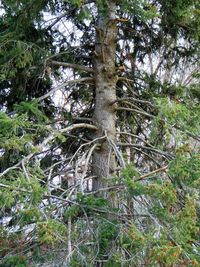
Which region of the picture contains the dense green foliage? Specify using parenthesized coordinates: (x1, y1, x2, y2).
(0, 0, 200, 266)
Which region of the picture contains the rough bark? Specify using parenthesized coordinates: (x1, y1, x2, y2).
(92, 1, 118, 190)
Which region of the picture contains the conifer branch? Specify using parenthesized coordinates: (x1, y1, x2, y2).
(0, 123, 98, 179)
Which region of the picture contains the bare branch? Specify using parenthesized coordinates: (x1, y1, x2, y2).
(49, 60, 94, 73)
(117, 142, 174, 160)
(117, 132, 155, 148)
(136, 165, 168, 181)
(68, 135, 105, 166)
(116, 107, 155, 119)
(37, 77, 94, 101)
(21, 159, 30, 182)
(107, 137, 126, 168)
(80, 144, 98, 193)
(111, 97, 154, 107)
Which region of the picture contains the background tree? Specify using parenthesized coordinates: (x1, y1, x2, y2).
(0, 0, 200, 266)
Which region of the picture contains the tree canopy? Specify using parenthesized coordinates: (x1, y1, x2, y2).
(0, 0, 200, 266)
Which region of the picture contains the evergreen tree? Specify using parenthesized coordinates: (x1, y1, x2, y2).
(0, 0, 200, 266)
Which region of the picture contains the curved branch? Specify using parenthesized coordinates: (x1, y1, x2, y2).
(37, 77, 94, 101)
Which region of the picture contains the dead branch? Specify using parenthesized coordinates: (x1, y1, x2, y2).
(48, 60, 94, 73)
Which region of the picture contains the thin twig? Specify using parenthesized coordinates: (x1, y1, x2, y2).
(21, 159, 30, 182)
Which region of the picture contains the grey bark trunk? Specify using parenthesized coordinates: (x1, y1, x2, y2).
(92, 1, 118, 190)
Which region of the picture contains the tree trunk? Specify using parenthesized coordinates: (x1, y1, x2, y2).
(92, 1, 118, 190)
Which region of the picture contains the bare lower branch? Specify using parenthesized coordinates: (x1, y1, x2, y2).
(49, 60, 94, 73)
